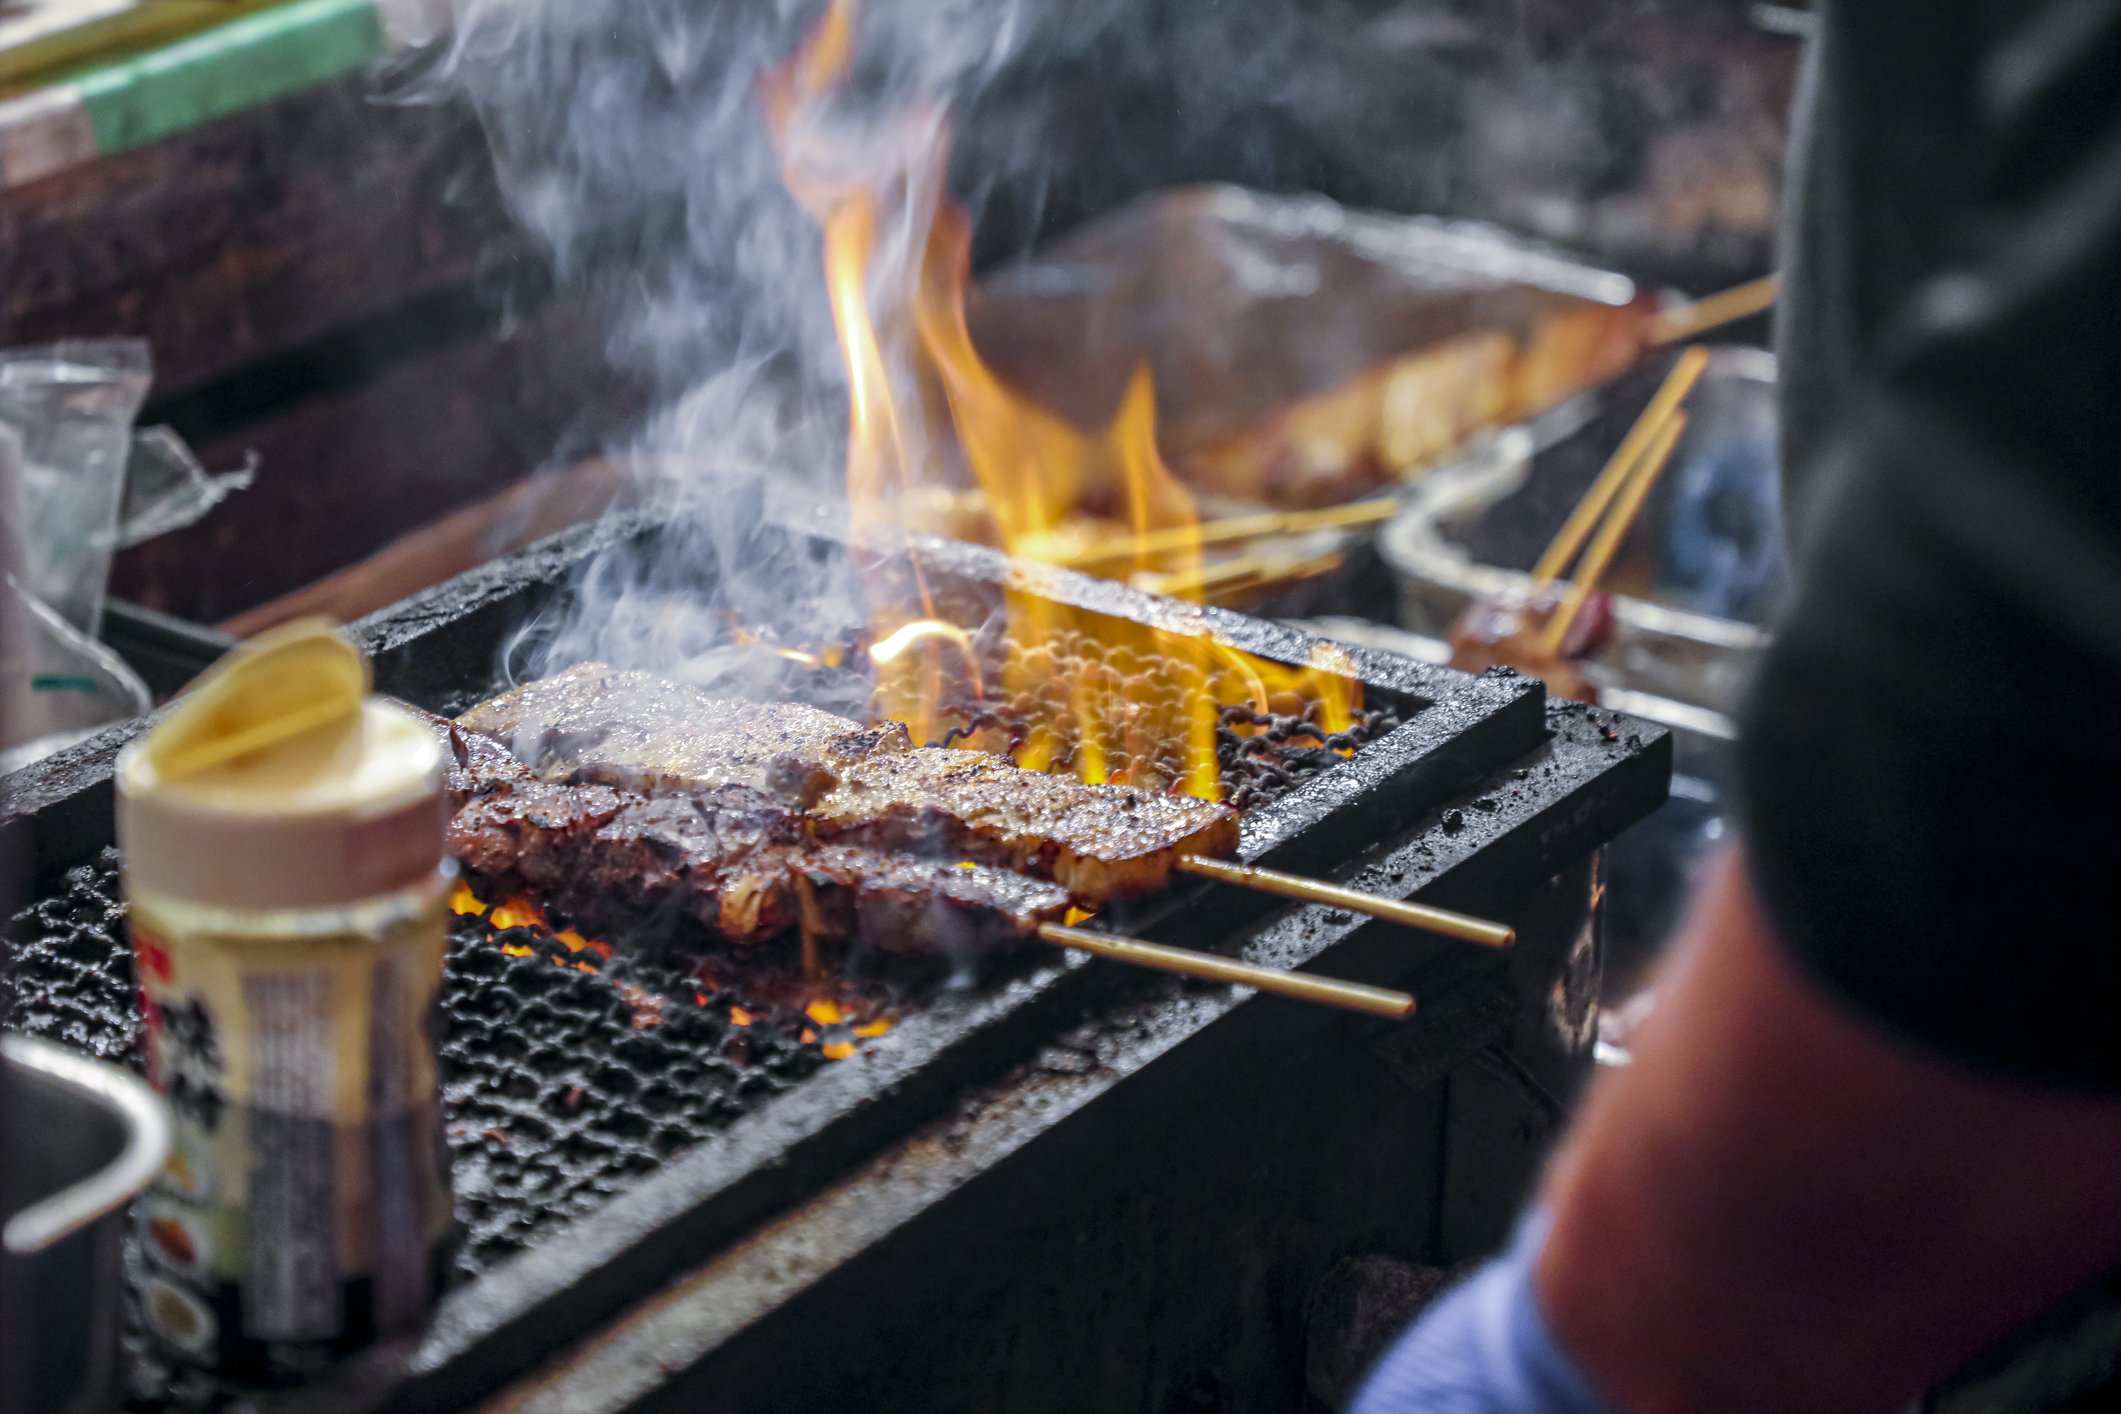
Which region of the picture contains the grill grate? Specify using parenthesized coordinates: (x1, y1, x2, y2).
(1, 856, 887, 1277)
(2, 683, 1400, 1413)
(8, 857, 897, 1414)
(2, 703, 1398, 1267)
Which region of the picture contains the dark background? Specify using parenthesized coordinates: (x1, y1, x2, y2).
(1, 0, 1800, 629)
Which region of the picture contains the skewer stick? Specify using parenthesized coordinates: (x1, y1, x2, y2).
(1057, 500, 1399, 571)
(1198, 551, 1346, 604)
(1534, 410, 1689, 659)
(1529, 346, 1710, 590)
(1141, 549, 1345, 601)
(1174, 856, 1515, 948)
(1037, 922, 1416, 1019)
(1650, 274, 1779, 347)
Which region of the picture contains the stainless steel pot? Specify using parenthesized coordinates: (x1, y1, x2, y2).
(3, 1033, 172, 1414)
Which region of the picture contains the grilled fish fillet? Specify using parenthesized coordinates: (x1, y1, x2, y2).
(459, 663, 910, 803)
(456, 669, 1241, 904)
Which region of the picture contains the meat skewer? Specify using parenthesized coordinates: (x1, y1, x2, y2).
(460, 665, 1512, 946)
(459, 663, 908, 804)
(445, 720, 1070, 950)
(437, 716, 1414, 1016)
(461, 664, 1234, 902)
(1444, 345, 1708, 707)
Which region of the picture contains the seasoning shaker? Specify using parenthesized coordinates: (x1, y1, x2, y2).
(115, 620, 454, 1377)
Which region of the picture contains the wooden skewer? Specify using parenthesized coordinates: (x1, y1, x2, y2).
(1650, 274, 1779, 347)
(1137, 551, 1270, 598)
(1535, 410, 1689, 659)
(1037, 922, 1416, 1019)
(1174, 856, 1516, 948)
(1141, 549, 1345, 601)
(1198, 551, 1346, 604)
(1059, 500, 1399, 571)
(1529, 345, 1710, 590)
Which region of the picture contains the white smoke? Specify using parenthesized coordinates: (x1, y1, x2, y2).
(398, 0, 1139, 694)
(394, 0, 1786, 692)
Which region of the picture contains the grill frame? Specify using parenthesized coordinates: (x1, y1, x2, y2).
(3, 502, 1663, 1411)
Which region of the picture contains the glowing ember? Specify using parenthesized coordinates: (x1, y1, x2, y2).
(553, 926, 614, 959)
(488, 897, 544, 931)
(467, 889, 896, 1066)
(763, 0, 1362, 799)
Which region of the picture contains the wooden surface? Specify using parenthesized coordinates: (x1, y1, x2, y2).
(112, 293, 643, 625)
(218, 455, 631, 637)
(1, 71, 516, 399)
(4, 64, 648, 627)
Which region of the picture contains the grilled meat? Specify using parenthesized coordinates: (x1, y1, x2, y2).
(811, 748, 1238, 901)
(449, 779, 632, 890)
(577, 789, 811, 942)
(793, 844, 1081, 955)
(460, 663, 908, 803)
(457, 671, 1241, 904)
(438, 722, 1070, 951)
(442, 720, 536, 809)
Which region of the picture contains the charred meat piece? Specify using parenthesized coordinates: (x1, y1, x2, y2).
(396, 704, 535, 809)
(811, 748, 1239, 902)
(443, 722, 537, 809)
(460, 662, 909, 802)
(448, 779, 631, 890)
(1444, 587, 1614, 706)
(452, 781, 809, 945)
(797, 844, 1076, 955)
(447, 773, 1068, 952)
(454, 671, 1242, 904)
(580, 790, 810, 942)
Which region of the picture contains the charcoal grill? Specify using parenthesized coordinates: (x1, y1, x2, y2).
(2, 502, 1667, 1413)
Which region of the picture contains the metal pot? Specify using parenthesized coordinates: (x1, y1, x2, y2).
(3, 1033, 172, 1414)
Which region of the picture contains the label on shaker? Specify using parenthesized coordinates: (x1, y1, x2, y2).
(130, 902, 452, 1371)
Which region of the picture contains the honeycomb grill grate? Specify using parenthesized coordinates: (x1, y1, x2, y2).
(1, 702, 1400, 1411)
(3, 853, 847, 1277)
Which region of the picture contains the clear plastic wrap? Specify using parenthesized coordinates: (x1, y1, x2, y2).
(0, 343, 248, 773)
(0, 339, 152, 639)
(117, 426, 256, 551)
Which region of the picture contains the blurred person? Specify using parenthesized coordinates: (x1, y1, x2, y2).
(1351, 3, 2121, 1410)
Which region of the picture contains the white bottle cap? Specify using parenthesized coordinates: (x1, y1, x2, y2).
(116, 621, 444, 912)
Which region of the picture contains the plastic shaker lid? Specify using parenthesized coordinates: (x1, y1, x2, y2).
(116, 619, 446, 911)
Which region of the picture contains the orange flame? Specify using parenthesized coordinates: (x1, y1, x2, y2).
(765, 0, 1359, 796)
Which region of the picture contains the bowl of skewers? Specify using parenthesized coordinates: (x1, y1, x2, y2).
(1382, 342, 1784, 726)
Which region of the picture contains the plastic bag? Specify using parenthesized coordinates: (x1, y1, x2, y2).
(116, 426, 256, 551)
(0, 579, 153, 775)
(0, 343, 248, 773)
(0, 339, 151, 640)
(0, 416, 151, 771)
